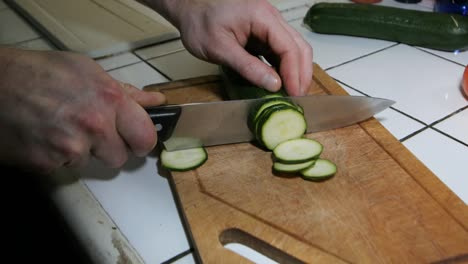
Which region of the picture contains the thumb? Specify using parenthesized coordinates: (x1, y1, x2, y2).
(119, 82, 166, 107)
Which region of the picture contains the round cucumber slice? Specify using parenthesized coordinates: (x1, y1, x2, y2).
(256, 106, 306, 150)
(161, 147, 207, 172)
(273, 138, 323, 164)
(300, 159, 337, 180)
(273, 159, 316, 173)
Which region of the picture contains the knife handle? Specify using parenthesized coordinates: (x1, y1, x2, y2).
(145, 105, 181, 142)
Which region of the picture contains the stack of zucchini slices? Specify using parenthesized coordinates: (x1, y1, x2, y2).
(248, 96, 336, 181)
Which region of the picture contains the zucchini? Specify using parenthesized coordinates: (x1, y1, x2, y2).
(273, 159, 316, 173)
(304, 3, 468, 51)
(221, 65, 306, 150)
(256, 105, 306, 150)
(301, 159, 337, 181)
(220, 65, 286, 100)
(220, 65, 337, 181)
(161, 147, 207, 172)
(273, 138, 322, 164)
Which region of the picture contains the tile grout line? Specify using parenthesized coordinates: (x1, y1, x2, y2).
(399, 127, 430, 142)
(10, 36, 42, 46)
(333, 78, 429, 126)
(332, 78, 432, 142)
(160, 249, 193, 264)
(324, 43, 400, 72)
(332, 79, 468, 146)
(431, 127, 468, 148)
(417, 47, 467, 67)
(136, 47, 186, 62)
(132, 50, 174, 81)
(104, 60, 143, 73)
(427, 105, 468, 128)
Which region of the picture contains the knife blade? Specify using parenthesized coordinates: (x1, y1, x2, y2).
(145, 95, 395, 151)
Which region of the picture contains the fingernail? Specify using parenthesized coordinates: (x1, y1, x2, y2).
(262, 74, 279, 92)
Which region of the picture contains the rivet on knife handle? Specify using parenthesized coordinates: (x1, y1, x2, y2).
(145, 105, 181, 142)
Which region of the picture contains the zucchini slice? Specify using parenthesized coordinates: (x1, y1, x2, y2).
(257, 106, 307, 150)
(300, 159, 337, 180)
(161, 147, 207, 172)
(273, 138, 323, 164)
(273, 159, 316, 173)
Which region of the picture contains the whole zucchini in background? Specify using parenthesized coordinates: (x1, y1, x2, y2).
(304, 3, 468, 52)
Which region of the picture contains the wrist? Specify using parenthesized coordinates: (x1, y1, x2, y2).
(142, 0, 188, 29)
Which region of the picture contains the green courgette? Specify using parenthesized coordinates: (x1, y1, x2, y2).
(273, 159, 316, 173)
(220, 65, 337, 181)
(301, 159, 337, 181)
(304, 3, 468, 51)
(161, 147, 207, 172)
(273, 138, 322, 164)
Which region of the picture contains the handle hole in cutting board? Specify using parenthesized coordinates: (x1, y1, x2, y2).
(220, 228, 304, 264)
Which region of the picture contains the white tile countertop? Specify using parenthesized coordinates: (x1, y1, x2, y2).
(1, 0, 467, 263)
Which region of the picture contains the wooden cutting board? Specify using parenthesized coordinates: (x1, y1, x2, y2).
(144, 64, 468, 263)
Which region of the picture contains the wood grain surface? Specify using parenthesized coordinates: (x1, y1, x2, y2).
(144, 64, 468, 264)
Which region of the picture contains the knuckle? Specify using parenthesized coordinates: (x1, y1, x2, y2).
(97, 80, 125, 106)
(59, 139, 88, 164)
(76, 112, 107, 137)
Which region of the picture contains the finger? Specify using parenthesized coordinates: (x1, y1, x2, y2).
(276, 16, 313, 95)
(119, 82, 166, 107)
(90, 117, 129, 168)
(249, 10, 302, 96)
(115, 97, 157, 157)
(217, 39, 282, 92)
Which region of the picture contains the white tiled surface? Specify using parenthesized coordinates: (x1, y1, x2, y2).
(14, 37, 55, 51)
(290, 17, 396, 70)
(434, 108, 468, 145)
(135, 39, 185, 60)
(339, 81, 426, 140)
(0, 0, 7, 10)
(78, 155, 190, 263)
(146, 50, 219, 80)
(107, 61, 169, 89)
(404, 129, 468, 203)
(0, 8, 40, 44)
(327, 44, 467, 124)
(2, 0, 467, 263)
(96, 52, 141, 71)
(421, 48, 468, 66)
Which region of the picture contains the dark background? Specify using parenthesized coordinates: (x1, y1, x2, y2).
(2, 167, 93, 263)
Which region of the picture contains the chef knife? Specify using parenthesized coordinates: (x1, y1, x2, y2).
(145, 95, 395, 151)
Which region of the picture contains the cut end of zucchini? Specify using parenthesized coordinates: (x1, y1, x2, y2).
(161, 147, 207, 172)
(259, 108, 307, 150)
(300, 159, 337, 181)
(273, 138, 323, 164)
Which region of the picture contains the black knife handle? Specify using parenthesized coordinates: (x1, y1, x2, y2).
(145, 105, 181, 142)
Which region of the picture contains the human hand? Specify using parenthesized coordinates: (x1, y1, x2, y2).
(0, 48, 165, 174)
(146, 0, 313, 96)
